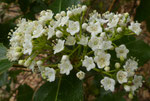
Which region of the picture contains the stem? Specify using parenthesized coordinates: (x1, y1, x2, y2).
(69, 45, 80, 57)
(55, 76, 62, 101)
(93, 68, 112, 77)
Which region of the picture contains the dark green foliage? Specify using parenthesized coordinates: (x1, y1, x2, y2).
(16, 84, 34, 101)
(33, 72, 83, 101)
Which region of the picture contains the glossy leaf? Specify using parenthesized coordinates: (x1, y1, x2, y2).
(17, 84, 34, 101)
(33, 72, 83, 101)
(125, 39, 150, 66)
(0, 59, 13, 74)
(0, 43, 7, 61)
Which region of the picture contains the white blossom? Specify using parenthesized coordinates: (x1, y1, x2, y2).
(88, 36, 103, 51)
(58, 55, 73, 75)
(82, 56, 95, 71)
(32, 24, 45, 38)
(65, 35, 76, 46)
(59, 16, 69, 26)
(53, 39, 65, 54)
(133, 75, 143, 89)
(117, 70, 128, 84)
(76, 71, 85, 80)
(101, 77, 115, 92)
(44, 67, 56, 82)
(100, 41, 113, 50)
(39, 10, 53, 22)
(129, 22, 141, 35)
(107, 15, 119, 28)
(67, 20, 80, 35)
(77, 35, 89, 46)
(123, 59, 138, 77)
(115, 44, 129, 59)
(94, 51, 111, 68)
(47, 25, 55, 39)
(86, 22, 102, 36)
(56, 30, 63, 38)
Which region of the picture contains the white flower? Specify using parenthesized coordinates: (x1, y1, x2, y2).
(32, 24, 45, 38)
(100, 41, 113, 50)
(39, 10, 53, 22)
(129, 22, 141, 35)
(58, 55, 73, 75)
(76, 71, 85, 80)
(77, 35, 89, 46)
(133, 75, 143, 89)
(53, 39, 65, 54)
(67, 20, 80, 35)
(82, 56, 95, 71)
(124, 85, 131, 92)
(7, 47, 22, 61)
(86, 22, 102, 36)
(44, 67, 56, 82)
(107, 15, 119, 28)
(94, 51, 111, 68)
(65, 35, 76, 46)
(117, 70, 128, 84)
(88, 36, 103, 51)
(115, 44, 129, 59)
(28, 60, 36, 71)
(101, 77, 115, 92)
(123, 59, 138, 77)
(59, 16, 69, 26)
(23, 39, 32, 55)
(47, 25, 55, 39)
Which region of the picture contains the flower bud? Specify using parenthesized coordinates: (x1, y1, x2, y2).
(15, 47, 22, 52)
(55, 13, 61, 20)
(24, 58, 32, 67)
(67, 11, 72, 17)
(82, 23, 88, 29)
(128, 93, 133, 99)
(104, 66, 110, 72)
(18, 60, 24, 65)
(115, 62, 120, 69)
(100, 32, 106, 37)
(76, 71, 85, 80)
(61, 11, 66, 16)
(82, 5, 87, 12)
(56, 30, 63, 38)
(37, 60, 43, 66)
(120, 56, 124, 62)
(117, 27, 122, 33)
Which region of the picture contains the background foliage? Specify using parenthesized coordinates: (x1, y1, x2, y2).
(0, 0, 150, 101)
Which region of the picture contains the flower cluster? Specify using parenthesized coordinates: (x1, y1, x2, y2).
(7, 5, 143, 97)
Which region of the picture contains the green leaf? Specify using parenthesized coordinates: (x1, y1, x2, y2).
(17, 84, 34, 101)
(96, 92, 126, 101)
(125, 39, 150, 66)
(0, 72, 8, 87)
(49, 0, 80, 14)
(0, 59, 13, 74)
(0, 43, 7, 61)
(33, 72, 83, 101)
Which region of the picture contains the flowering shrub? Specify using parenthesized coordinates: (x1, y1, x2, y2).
(6, 4, 144, 99)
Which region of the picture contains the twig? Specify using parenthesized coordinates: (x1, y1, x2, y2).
(108, 0, 117, 11)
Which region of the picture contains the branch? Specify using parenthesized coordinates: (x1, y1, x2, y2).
(108, 0, 117, 11)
